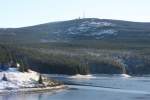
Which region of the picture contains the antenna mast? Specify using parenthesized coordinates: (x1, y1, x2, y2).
(83, 11, 86, 19)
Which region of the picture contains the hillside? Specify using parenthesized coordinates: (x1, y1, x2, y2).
(0, 18, 150, 43)
(0, 18, 150, 75)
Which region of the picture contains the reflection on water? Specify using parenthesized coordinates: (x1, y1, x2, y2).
(1, 74, 150, 100)
(0, 89, 66, 100)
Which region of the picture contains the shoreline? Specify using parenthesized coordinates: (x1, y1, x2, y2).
(0, 85, 67, 95)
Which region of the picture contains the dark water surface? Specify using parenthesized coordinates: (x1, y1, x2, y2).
(1, 74, 150, 100)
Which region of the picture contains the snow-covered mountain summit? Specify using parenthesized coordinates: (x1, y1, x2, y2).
(0, 18, 150, 43)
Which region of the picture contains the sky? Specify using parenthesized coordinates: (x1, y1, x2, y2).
(0, 0, 150, 28)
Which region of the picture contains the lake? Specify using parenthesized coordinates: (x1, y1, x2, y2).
(1, 74, 150, 100)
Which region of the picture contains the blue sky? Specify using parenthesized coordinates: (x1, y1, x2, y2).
(0, 0, 150, 28)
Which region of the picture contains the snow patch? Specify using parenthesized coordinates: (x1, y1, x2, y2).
(69, 74, 96, 79)
(121, 74, 131, 78)
(80, 21, 115, 28)
(66, 20, 117, 37)
(91, 29, 117, 36)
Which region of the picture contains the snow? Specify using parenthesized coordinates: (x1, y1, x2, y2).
(75, 21, 115, 32)
(0, 68, 39, 89)
(0, 81, 19, 89)
(16, 63, 20, 68)
(66, 20, 117, 37)
(88, 21, 114, 27)
(121, 74, 131, 78)
(80, 21, 115, 28)
(91, 29, 117, 36)
(69, 74, 96, 79)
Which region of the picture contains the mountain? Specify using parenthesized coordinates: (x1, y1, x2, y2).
(1, 18, 150, 75)
(0, 18, 150, 43)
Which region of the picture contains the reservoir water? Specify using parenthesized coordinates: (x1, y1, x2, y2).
(1, 74, 150, 100)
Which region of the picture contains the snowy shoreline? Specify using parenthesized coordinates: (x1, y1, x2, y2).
(0, 85, 67, 95)
(0, 68, 66, 95)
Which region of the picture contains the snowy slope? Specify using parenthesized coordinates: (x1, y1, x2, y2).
(0, 68, 39, 89)
(66, 20, 117, 36)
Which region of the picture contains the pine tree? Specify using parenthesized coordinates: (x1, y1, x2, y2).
(18, 60, 25, 72)
(2, 74, 8, 81)
(18, 58, 28, 72)
(38, 74, 43, 84)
